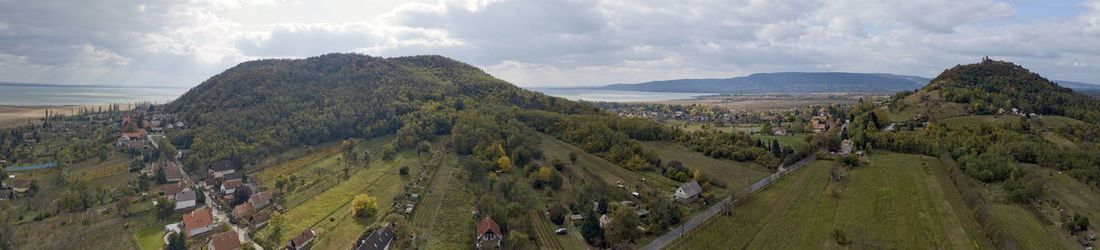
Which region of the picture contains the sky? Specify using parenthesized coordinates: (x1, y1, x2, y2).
(0, 0, 1098, 88)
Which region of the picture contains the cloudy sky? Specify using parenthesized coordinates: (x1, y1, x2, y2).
(1, 0, 1098, 88)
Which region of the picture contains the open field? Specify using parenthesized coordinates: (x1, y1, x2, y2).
(750, 134, 809, 148)
(640, 141, 769, 195)
(938, 115, 1084, 130)
(636, 93, 864, 111)
(256, 149, 421, 247)
(669, 152, 992, 249)
(975, 164, 1100, 249)
(404, 153, 480, 250)
(537, 134, 681, 193)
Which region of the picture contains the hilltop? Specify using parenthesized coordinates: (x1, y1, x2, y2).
(166, 53, 603, 167)
(888, 59, 1100, 122)
(597, 72, 931, 93)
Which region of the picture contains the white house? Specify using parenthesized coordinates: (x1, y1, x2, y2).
(175, 190, 197, 211)
(183, 209, 215, 237)
(674, 181, 702, 202)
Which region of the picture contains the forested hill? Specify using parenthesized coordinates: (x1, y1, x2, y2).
(166, 53, 611, 167)
(597, 72, 931, 93)
(922, 58, 1100, 122)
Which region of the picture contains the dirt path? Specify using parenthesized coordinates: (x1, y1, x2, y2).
(530, 211, 564, 250)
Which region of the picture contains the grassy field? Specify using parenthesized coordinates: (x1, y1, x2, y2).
(536, 134, 680, 193)
(133, 221, 174, 250)
(403, 153, 479, 250)
(256, 149, 422, 247)
(669, 152, 992, 249)
(936, 114, 1083, 131)
(750, 134, 809, 148)
(640, 141, 769, 195)
(976, 165, 1099, 249)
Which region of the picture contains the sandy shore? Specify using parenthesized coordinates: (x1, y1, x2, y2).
(0, 105, 130, 129)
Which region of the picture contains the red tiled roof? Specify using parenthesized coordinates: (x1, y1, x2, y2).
(164, 181, 187, 196)
(233, 202, 254, 218)
(209, 231, 240, 250)
(476, 215, 501, 238)
(183, 209, 213, 231)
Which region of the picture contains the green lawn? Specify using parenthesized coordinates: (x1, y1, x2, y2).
(133, 221, 173, 250)
(750, 134, 809, 148)
(669, 152, 992, 249)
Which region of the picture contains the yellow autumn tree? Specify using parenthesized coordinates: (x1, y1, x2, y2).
(497, 155, 512, 172)
(538, 166, 551, 181)
(351, 194, 377, 217)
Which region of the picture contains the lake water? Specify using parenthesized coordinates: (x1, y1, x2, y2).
(528, 88, 710, 102)
(0, 85, 188, 105)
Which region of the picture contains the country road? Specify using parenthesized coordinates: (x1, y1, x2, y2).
(641, 156, 816, 250)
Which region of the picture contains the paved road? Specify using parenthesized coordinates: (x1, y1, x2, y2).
(203, 189, 264, 250)
(641, 156, 816, 250)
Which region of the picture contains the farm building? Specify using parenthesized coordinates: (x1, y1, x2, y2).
(674, 181, 702, 202)
(476, 215, 503, 249)
(286, 229, 316, 250)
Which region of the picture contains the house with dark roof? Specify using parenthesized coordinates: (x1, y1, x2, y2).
(183, 209, 215, 237)
(250, 210, 271, 230)
(175, 190, 198, 211)
(476, 215, 502, 249)
(286, 229, 316, 250)
(163, 162, 182, 183)
(208, 230, 240, 250)
(674, 181, 702, 203)
(221, 179, 242, 195)
(208, 160, 235, 179)
(164, 181, 188, 200)
(221, 172, 243, 182)
(249, 191, 271, 209)
(356, 226, 395, 250)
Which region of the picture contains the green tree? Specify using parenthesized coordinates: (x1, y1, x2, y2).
(605, 206, 641, 244)
(580, 210, 603, 244)
(351, 194, 378, 217)
(568, 152, 577, 164)
(154, 165, 167, 184)
(267, 212, 286, 246)
(760, 122, 773, 135)
(155, 197, 175, 219)
(166, 232, 187, 250)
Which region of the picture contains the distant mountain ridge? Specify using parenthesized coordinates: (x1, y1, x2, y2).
(594, 72, 1100, 94)
(596, 72, 933, 93)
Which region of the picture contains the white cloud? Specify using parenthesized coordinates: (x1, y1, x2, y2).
(0, 0, 1096, 87)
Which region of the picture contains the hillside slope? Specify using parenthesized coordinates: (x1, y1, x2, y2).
(166, 53, 602, 167)
(598, 72, 930, 93)
(922, 58, 1100, 122)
